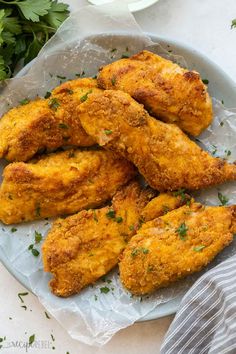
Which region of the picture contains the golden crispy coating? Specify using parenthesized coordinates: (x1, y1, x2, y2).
(0, 149, 136, 224)
(98, 50, 213, 136)
(119, 203, 236, 295)
(78, 90, 236, 191)
(0, 78, 100, 162)
(141, 191, 191, 221)
(42, 180, 154, 297)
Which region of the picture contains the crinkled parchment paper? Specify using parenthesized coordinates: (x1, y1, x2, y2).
(1, 1, 236, 347)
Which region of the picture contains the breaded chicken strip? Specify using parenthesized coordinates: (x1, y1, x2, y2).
(0, 149, 136, 224)
(0, 78, 99, 162)
(141, 191, 191, 221)
(78, 90, 236, 191)
(42, 181, 155, 297)
(119, 202, 236, 295)
(98, 50, 213, 136)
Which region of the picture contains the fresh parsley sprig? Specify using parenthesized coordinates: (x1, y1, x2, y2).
(0, 0, 69, 80)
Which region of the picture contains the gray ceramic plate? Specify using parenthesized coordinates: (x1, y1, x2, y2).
(1, 34, 236, 322)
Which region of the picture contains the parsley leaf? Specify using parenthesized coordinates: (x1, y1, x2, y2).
(231, 19, 236, 29)
(0, 1, 69, 81)
(80, 90, 92, 102)
(18, 292, 28, 303)
(16, 0, 52, 22)
(100, 286, 110, 294)
(19, 98, 29, 105)
(48, 97, 60, 110)
(176, 222, 188, 240)
(104, 129, 112, 135)
(193, 245, 206, 252)
(106, 209, 115, 219)
(43, 1, 69, 29)
(29, 334, 35, 345)
(218, 192, 229, 206)
(58, 122, 69, 129)
(34, 230, 42, 244)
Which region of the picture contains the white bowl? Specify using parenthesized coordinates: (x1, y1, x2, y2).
(87, 0, 159, 13)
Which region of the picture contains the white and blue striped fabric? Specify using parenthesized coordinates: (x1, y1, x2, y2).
(160, 255, 236, 354)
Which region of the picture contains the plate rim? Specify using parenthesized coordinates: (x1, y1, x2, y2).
(2, 33, 236, 323)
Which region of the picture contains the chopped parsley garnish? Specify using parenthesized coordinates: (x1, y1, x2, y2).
(225, 149, 231, 156)
(35, 204, 41, 217)
(28, 231, 42, 257)
(129, 224, 134, 231)
(106, 209, 116, 219)
(211, 145, 217, 155)
(80, 90, 92, 102)
(29, 334, 35, 345)
(11, 227, 17, 233)
(106, 209, 122, 223)
(221, 100, 224, 105)
(121, 54, 129, 59)
(162, 205, 170, 214)
(34, 231, 42, 244)
(45, 311, 50, 319)
(231, 19, 236, 29)
(131, 249, 139, 257)
(75, 71, 85, 77)
(51, 334, 55, 341)
(94, 295, 98, 301)
(44, 91, 51, 99)
(173, 188, 187, 201)
(115, 216, 123, 223)
(176, 222, 188, 240)
(48, 97, 60, 110)
(56, 75, 66, 80)
(202, 79, 209, 84)
(104, 129, 113, 135)
(19, 98, 29, 105)
(218, 192, 229, 205)
(18, 292, 28, 303)
(31, 249, 40, 257)
(220, 121, 224, 126)
(111, 76, 116, 86)
(100, 286, 110, 294)
(193, 245, 206, 252)
(131, 247, 149, 257)
(58, 123, 69, 129)
(110, 48, 117, 53)
(93, 210, 98, 222)
(21, 305, 27, 310)
(65, 88, 73, 95)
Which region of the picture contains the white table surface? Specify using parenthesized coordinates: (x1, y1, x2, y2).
(1, 0, 236, 353)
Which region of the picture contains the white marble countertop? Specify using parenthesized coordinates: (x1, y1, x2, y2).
(1, 0, 236, 353)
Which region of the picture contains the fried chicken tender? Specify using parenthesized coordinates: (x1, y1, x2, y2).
(119, 202, 236, 295)
(141, 191, 191, 221)
(42, 181, 155, 297)
(0, 149, 136, 224)
(98, 50, 213, 136)
(78, 90, 236, 191)
(0, 78, 100, 162)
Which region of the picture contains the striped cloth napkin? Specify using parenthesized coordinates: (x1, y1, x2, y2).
(160, 255, 236, 354)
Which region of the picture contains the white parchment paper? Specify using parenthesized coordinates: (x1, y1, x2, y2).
(0, 1, 236, 346)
